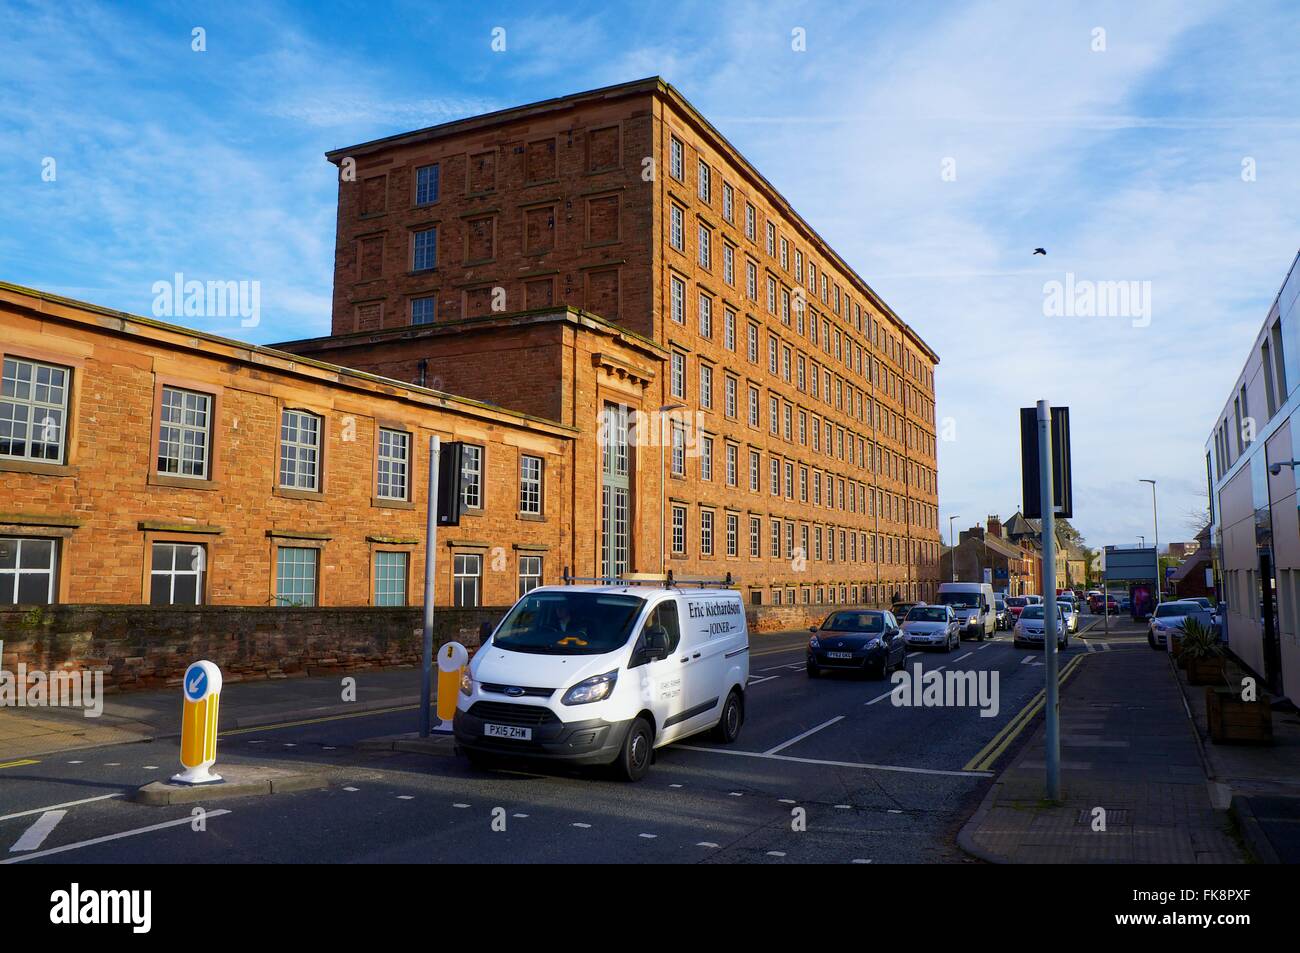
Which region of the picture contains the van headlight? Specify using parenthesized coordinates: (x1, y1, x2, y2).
(460, 668, 474, 696)
(562, 670, 619, 706)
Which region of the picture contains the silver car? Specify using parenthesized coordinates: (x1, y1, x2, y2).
(1148, 601, 1215, 649)
(902, 605, 960, 652)
(1013, 604, 1068, 649)
(1057, 598, 1079, 633)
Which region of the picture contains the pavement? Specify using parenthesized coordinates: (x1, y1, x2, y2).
(1175, 647, 1300, 863)
(0, 624, 1082, 864)
(958, 619, 1246, 863)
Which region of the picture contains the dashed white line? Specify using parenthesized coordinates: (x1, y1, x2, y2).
(747, 675, 781, 686)
(955, 652, 973, 662)
(638, 833, 657, 839)
(764, 715, 845, 755)
(697, 841, 719, 848)
(9, 811, 65, 853)
(678, 745, 992, 778)
(1, 810, 233, 864)
(572, 822, 592, 829)
(343, 787, 359, 792)
(452, 803, 470, 809)
(396, 795, 414, 800)
(767, 851, 786, 857)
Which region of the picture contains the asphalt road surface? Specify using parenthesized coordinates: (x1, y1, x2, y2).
(1, 618, 1131, 864)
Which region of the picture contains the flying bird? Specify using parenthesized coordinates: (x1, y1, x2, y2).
(1033, 248, 1047, 255)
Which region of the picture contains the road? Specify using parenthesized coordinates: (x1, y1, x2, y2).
(0, 616, 1136, 864)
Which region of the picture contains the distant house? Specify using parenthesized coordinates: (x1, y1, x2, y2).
(1169, 527, 1215, 601)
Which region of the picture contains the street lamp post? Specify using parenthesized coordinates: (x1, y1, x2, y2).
(659, 403, 685, 573)
(948, 514, 960, 582)
(1140, 478, 1160, 604)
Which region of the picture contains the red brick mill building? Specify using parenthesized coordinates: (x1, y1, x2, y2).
(0, 78, 941, 688)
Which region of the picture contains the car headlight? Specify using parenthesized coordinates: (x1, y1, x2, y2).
(865, 637, 881, 649)
(809, 636, 820, 649)
(562, 670, 619, 706)
(460, 668, 474, 696)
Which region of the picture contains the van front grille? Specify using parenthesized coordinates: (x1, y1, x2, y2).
(468, 701, 558, 727)
(479, 683, 555, 699)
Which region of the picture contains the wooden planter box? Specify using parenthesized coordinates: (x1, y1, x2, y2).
(1186, 656, 1226, 685)
(1206, 687, 1273, 744)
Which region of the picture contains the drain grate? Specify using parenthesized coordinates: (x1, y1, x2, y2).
(1076, 808, 1129, 825)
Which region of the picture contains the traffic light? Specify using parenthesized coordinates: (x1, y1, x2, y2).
(437, 441, 465, 526)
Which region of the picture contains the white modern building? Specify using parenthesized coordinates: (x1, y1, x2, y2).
(1206, 250, 1300, 703)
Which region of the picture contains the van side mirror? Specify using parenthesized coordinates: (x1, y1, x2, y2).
(809, 625, 818, 633)
(644, 627, 669, 660)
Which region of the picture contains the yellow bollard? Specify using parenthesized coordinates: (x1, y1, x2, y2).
(172, 660, 223, 785)
(435, 642, 469, 732)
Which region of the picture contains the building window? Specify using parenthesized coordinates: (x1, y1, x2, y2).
(746, 261, 757, 300)
(157, 386, 212, 479)
(700, 364, 713, 409)
(723, 182, 734, 222)
(726, 512, 738, 557)
(697, 160, 711, 202)
(700, 434, 713, 481)
(766, 221, 776, 256)
(723, 244, 734, 285)
(415, 163, 440, 205)
(453, 553, 482, 607)
(749, 450, 760, 491)
(518, 555, 543, 596)
(700, 509, 714, 556)
(461, 444, 483, 509)
(724, 310, 736, 351)
(279, 409, 322, 491)
(149, 542, 205, 605)
(411, 296, 435, 325)
(670, 276, 686, 324)
(374, 551, 408, 606)
(748, 386, 760, 427)
(671, 421, 686, 476)
(698, 292, 713, 337)
(0, 537, 57, 605)
(750, 517, 761, 557)
(672, 504, 686, 554)
(745, 203, 756, 241)
(726, 443, 738, 487)
(413, 226, 437, 271)
(1, 357, 70, 464)
(670, 205, 684, 251)
(275, 547, 318, 607)
(671, 351, 686, 400)
(697, 223, 712, 269)
(747, 323, 759, 363)
(669, 136, 684, 180)
(519, 454, 543, 515)
(725, 376, 738, 419)
(376, 428, 410, 501)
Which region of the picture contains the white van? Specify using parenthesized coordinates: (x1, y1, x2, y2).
(454, 580, 749, 781)
(936, 581, 997, 640)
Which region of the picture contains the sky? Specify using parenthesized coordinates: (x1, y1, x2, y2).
(1, 0, 1298, 553)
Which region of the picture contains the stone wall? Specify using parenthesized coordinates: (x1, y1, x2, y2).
(0, 604, 510, 692)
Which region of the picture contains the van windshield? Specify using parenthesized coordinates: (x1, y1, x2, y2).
(491, 591, 645, 655)
(938, 591, 979, 609)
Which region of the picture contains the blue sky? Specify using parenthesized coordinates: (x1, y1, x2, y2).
(2, 0, 1298, 552)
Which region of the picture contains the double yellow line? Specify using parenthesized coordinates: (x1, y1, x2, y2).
(964, 654, 1086, 772)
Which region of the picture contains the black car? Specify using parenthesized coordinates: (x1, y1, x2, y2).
(807, 609, 905, 679)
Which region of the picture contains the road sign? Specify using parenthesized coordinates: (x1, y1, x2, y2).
(173, 660, 223, 785)
(1105, 546, 1158, 582)
(436, 441, 465, 527)
(1020, 406, 1073, 519)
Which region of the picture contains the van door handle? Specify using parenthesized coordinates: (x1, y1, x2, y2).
(679, 656, 689, 663)
(692, 652, 701, 659)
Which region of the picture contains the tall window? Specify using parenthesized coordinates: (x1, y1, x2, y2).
(374, 551, 408, 606)
(461, 444, 483, 509)
(376, 428, 410, 501)
(724, 310, 736, 351)
(723, 244, 734, 285)
(518, 555, 543, 596)
(671, 421, 686, 476)
(672, 504, 686, 554)
(698, 224, 711, 269)
(700, 509, 714, 556)
(413, 226, 437, 271)
(150, 542, 205, 605)
(750, 517, 761, 557)
(727, 513, 738, 557)
(0, 537, 58, 605)
(275, 547, 318, 607)
(157, 386, 212, 478)
(279, 409, 321, 491)
(697, 160, 711, 201)
(411, 296, 435, 325)
(722, 182, 734, 222)
(745, 203, 756, 240)
(415, 163, 440, 205)
(671, 351, 686, 399)
(453, 553, 482, 607)
(670, 276, 686, 324)
(519, 454, 543, 515)
(670, 205, 684, 251)
(698, 292, 713, 337)
(602, 404, 631, 578)
(669, 136, 683, 180)
(699, 364, 713, 409)
(1, 357, 69, 464)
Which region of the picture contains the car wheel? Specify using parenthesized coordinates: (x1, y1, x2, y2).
(946, 635, 956, 652)
(614, 716, 654, 782)
(877, 656, 892, 679)
(712, 689, 744, 744)
(807, 662, 821, 678)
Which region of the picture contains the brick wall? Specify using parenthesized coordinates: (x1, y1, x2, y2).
(0, 604, 509, 692)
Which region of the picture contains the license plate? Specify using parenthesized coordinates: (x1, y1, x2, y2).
(484, 723, 532, 740)
(826, 651, 854, 659)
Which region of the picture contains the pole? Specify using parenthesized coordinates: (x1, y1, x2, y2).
(1038, 400, 1061, 802)
(1150, 482, 1161, 604)
(660, 414, 667, 574)
(419, 434, 441, 738)
(948, 515, 960, 582)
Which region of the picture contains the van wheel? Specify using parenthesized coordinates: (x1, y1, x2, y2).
(712, 690, 744, 744)
(614, 717, 654, 782)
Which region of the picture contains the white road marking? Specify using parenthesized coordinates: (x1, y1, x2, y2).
(452, 803, 470, 809)
(65, 761, 83, 765)
(955, 652, 973, 662)
(0, 794, 121, 823)
(764, 715, 845, 755)
(572, 822, 592, 829)
(767, 851, 786, 857)
(1021, 655, 1035, 665)
(669, 783, 683, 788)
(906, 652, 921, 658)
(852, 858, 873, 864)
(728, 791, 744, 797)
(697, 841, 719, 848)
(9, 811, 65, 853)
(638, 833, 657, 839)
(747, 675, 781, 686)
(513, 813, 529, 818)
(977, 643, 993, 651)
(104, 763, 120, 767)
(835, 804, 851, 809)
(778, 798, 797, 804)
(888, 809, 903, 814)
(397, 795, 414, 800)
(678, 745, 993, 778)
(866, 686, 896, 705)
(343, 786, 359, 792)
(1, 810, 232, 864)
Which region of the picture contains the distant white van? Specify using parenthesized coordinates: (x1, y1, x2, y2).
(454, 578, 749, 781)
(936, 582, 997, 640)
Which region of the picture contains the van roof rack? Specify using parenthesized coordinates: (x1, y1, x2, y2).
(561, 568, 735, 590)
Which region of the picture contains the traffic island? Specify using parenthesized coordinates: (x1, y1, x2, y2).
(356, 731, 457, 756)
(133, 763, 329, 806)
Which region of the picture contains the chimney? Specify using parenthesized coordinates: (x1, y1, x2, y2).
(987, 515, 1003, 539)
